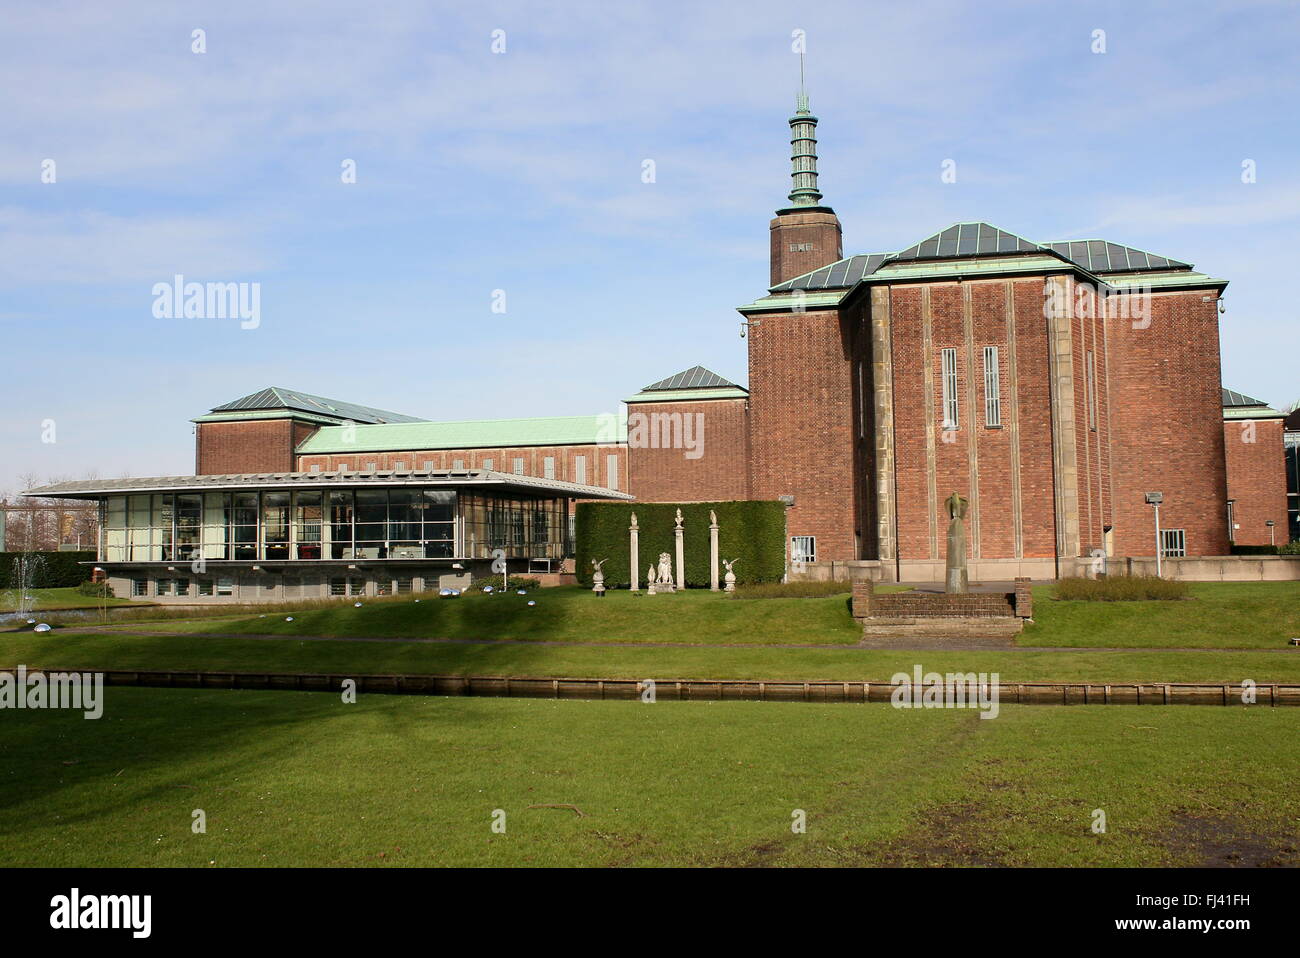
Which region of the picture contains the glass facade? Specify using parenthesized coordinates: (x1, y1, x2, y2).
(101, 487, 569, 562)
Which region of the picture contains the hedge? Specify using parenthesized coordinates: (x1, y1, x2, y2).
(574, 501, 786, 588)
(1230, 542, 1300, 556)
(0, 551, 96, 589)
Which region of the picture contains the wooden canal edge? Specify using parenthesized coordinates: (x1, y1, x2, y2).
(5, 667, 1300, 707)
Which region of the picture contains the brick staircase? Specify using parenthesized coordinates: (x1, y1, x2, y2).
(851, 579, 1032, 647)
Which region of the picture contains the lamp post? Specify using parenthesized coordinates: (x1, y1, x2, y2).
(1266, 520, 1276, 547)
(1145, 492, 1164, 578)
(93, 566, 106, 623)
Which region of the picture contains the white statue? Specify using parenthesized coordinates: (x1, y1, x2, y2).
(591, 558, 608, 596)
(710, 509, 717, 526)
(675, 508, 683, 529)
(722, 557, 739, 593)
(657, 552, 674, 590)
(646, 564, 657, 595)
(630, 512, 638, 528)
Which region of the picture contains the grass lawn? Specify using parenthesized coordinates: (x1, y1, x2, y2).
(71, 581, 1299, 650)
(1, 586, 144, 613)
(7, 631, 1300, 684)
(2, 687, 1296, 867)
(1023, 582, 1300, 649)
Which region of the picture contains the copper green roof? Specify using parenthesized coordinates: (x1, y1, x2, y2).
(1222, 388, 1284, 419)
(297, 414, 628, 455)
(199, 387, 422, 425)
(769, 221, 1199, 293)
(624, 366, 749, 403)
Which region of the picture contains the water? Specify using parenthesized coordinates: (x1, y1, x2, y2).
(3, 552, 47, 617)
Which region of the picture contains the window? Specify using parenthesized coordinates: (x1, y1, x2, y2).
(512, 458, 524, 475)
(132, 578, 149, 597)
(197, 580, 214, 596)
(423, 460, 434, 470)
(607, 455, 619, 491)
(858, 360, 866, 438)
(544, 457, 555, 479)
(310, 464, 320, 472)
(791, 536, 816, 564)
(1086, 349, 1098, 431)
(983, 346, 1001, 427)
(175, 579, 190, 597)
(395, 461, 407, 471)
(483, 458, 494, 471)
(1160, 529, 1186, 558)
(216, 577, 234, 596)
(330, 577, 347, 597)
(941, 348, 959, 429)
(396, 576, 413, 594)
(574, 455, 587, 485)
(452, 459, 464, 470)
(156, 579, 174, 597)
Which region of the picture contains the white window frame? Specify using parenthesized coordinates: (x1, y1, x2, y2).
(1160, 529, 1186, 558)
(982, 345, 1001, 427)
(574, 455, 587, 485)
(606, 455, 619, 491)
(941, 347, 959, 429)
(512, 458, 524, 475)
(791, 535, 816, 564)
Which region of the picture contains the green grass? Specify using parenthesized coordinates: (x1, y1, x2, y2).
(83, 581, 1300, 651)
(2, 687, 1296, 867)
(8, 631, 1300, 684)
(1, 586, 144, 612)
(1025, 581, 1300, 649)
(95, 587, 869, 646)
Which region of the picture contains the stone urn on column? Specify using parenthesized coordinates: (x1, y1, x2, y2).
(944, 491, 970, 594)
(629, 512, 639, 592)
(709, 509, 720, 592)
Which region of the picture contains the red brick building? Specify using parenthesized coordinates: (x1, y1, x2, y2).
(164, 98, 1288, 582)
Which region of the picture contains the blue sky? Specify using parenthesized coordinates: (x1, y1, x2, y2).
(2, 0, 1297, 494)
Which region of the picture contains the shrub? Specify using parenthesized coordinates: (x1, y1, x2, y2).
(1280, 540, 1300, 555)
(468, 574, 541, 592)
(1054, 576, 1189, 601)
(731, 580, 851, 599)
(75, 581, 115, 598)
(1231, 544, 1279, 555)
(0, 551, 96, 589)
(575, 501, 786, 588)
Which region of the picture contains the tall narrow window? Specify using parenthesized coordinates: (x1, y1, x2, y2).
(1086, 349, 1098, 430)
(512, 458, 524, 475)
(543, 457, 555, 479)
(606, 455, 619, 491)
(940, 348, 959, 429)
(982, 346, 1001, 427)
(482, 458, 494, 471)
(574, 455, 587, 485)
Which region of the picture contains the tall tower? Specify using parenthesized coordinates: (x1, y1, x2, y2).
(769, 77, 843, 287)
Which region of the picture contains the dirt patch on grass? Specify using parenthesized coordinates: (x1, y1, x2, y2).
(871, 797, 1010, 867)
(1156, 810, 1300, 867)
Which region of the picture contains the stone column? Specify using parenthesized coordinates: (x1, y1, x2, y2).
(629, 513, 639, 591)
(674, 509, 685, 591)
(709, 510, 720, 592)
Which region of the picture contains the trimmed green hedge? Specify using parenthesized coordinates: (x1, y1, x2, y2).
(1231, 542, 1300, 556)
(0, 551, 96, 589)
(575, 501, 786, 588)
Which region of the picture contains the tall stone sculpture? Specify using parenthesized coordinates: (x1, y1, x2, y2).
(709, 509, 720, 592)
(629, 512, 639, 591)
(944, 491, 969, 594)
(591, 558, 608, 597)
(674, 509, 685, 592)
(722, 558, 739, 593)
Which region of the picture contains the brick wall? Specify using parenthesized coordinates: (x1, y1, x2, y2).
(196, 419, 311, 474)
(625, 398, 750, 502)
(747, 306, 859, 561)
(769, 210, 843, 286)
(295, 443, 628, 492)
(1224, 417, 1289, 545)
(1108, 289, 1229, 557)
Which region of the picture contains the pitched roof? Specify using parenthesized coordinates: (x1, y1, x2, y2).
(206, 387, 423, 424)
(894, 222, 1039, 260)
(1044, 240, 1190, 273)
(641, 366, 741, 391)
(296, 414, 627, 454)
(1222, 387, 1284, 420)
(769, 221, 1196, 292)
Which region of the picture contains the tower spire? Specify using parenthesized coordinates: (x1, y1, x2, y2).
(787, 54, 822, 207)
